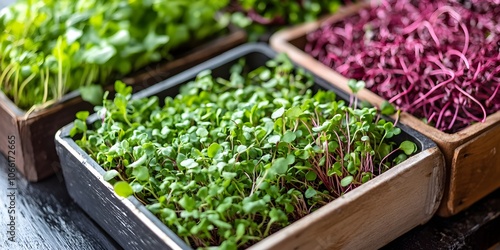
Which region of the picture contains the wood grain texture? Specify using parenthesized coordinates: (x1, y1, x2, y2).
(19, 97, 94, 181)
(249, 148, 445, 250)
(447, 123, 500, 215)
(0, 153, 120, 249)
(0, 91, 26, 177)
(269, 1, 500, 217)
(0, 30, 246, 182)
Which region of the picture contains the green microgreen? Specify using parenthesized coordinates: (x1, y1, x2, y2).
(72, 54, 417, 249)
(0, 0, 229, 111)
(226, 0, 346, 41)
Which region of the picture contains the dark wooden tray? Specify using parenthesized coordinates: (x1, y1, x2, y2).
(56, 43, 444, 249)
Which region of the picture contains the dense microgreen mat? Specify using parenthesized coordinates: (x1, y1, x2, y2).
(71, 55, 416, 249)
(0, 0, 228, 111)
(306, 0, 500, 133)
(228, 0, 350, 40)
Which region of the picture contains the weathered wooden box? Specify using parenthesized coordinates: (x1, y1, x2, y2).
(0, 29, 246, 182)
(55, 43, 445, 249)
(269, 2, 500, 217)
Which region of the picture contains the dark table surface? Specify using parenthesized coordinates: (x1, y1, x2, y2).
(0, 154, 120, 249)
(1, 152, 499, 249)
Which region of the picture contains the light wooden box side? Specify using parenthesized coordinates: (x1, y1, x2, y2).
(0, 92, 24, 173)
(448, 122, 500, 215)
(251, 148, 444, 250)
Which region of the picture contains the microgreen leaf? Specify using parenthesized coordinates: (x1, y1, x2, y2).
(237, 145, 247, 154)
(362, 173, 372, 183)
(103, 169, 119, 181)
(108, 30, 131, 46)
(180, 159, 199, 169)
(236, 223, 245, 239)
(80, 84, 104, 106)
(114, 181, 133, 197)
(127, 154, 147, 168)
(305, 187, 317, 198)
(114, 80, 132, 96)
(84, 45, 117, 64)
(179, 195, 196, 211)
(75, 111, 89, 121)
(242, 199, 266, 214)
(268, 135, 281, 144)
(143, 143, 156, 156)
(282, 131, 296, 143)
(400, 141, 417, 155)
(271, 107, 285, 119)
(132, 166, 150, 181)
(305, 171, 317, 181)
(196, 127, 209, 137)
(271, 157, 288, 175)
(74, 119, 86, 132)
(380, 101, 396, 115)
(212, 219, 232, 230)
(285, 154, 295, 165)
(65, 27, 83, 44)
(269, 208, 287, 224)
(207, 143, 221, 158)
(285, 106, 303, 119)
(347, 79, 365, 94)
(222, 171, 237, 180)
(259, 69, 271, 81)
(340, 176, 354, 187)
(394, 154, 408, 165)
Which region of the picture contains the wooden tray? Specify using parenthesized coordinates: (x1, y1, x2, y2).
(55, 43, 445, 249)
(0, 29, 246, 182)
(269, 1, 500, 217)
